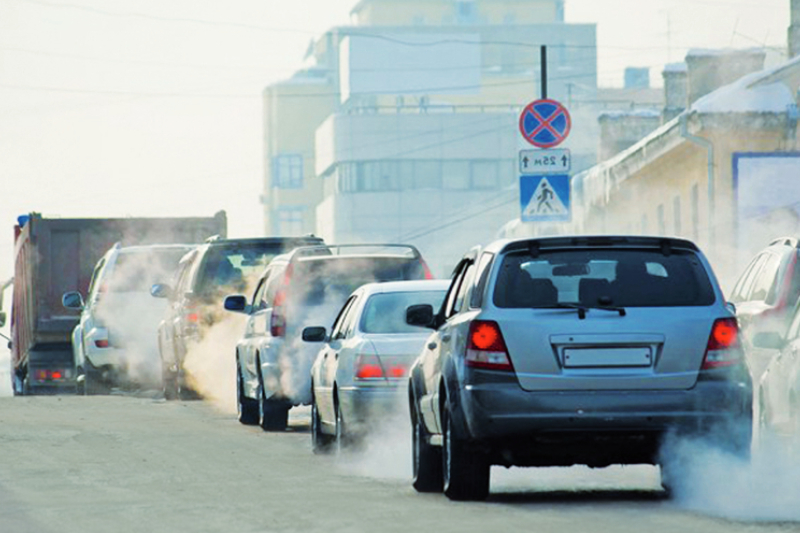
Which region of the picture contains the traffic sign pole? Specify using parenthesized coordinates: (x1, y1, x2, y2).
(541, 46, 547, 99)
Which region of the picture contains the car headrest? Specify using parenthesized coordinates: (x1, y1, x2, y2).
(579, 278, 613, 305)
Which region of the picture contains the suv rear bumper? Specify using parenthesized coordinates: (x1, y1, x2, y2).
(456, 374, 752, 465)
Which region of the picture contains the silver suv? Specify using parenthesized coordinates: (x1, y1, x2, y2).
(406, 236, 752, 501)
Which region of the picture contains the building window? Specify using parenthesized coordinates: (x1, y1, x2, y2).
(691, 183, 699, 241)
(275, 208, 305, 236)
(471, 161, 499, 189)
(455, 1, 477, 24)
(334, 159, 510, 192)
(443, 161, 470, 189)
(657, 204, 666, 235)
(673, 196, 682, 235)
(273, 154, 303, 189)
(410, 161, 442, 189)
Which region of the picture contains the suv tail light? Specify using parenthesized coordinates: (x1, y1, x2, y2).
(183, 300, 200, 324)
(702, 318, 744, 369)
(355, 354, 385, 380)
(270, 264, 293, 337)
(466, 320, 513, 371)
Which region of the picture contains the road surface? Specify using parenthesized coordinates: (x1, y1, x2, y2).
(0, 394, 797, 533)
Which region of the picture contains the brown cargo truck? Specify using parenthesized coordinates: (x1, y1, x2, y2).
(7, 211, 227, 395)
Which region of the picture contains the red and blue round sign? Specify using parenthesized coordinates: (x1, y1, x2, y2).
(519, 99, 571, 148)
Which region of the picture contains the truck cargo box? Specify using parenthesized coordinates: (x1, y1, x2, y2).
(9, 211, 227, 394)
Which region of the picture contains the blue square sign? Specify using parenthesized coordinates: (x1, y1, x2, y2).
(520, 174, 571, 222)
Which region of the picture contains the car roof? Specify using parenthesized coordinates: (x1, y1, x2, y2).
(116, 244, 197, 254)
(204, 236, 323, 249)
(287, 243, 422, 261)
(356, 279, 450, 296)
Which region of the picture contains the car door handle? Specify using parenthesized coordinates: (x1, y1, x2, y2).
(334, 353, 339, 360)
(441, 334, 452, 343)
(427, 342, 437, 350)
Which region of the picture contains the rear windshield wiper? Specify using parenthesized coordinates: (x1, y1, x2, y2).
(543, 302, 626, 320)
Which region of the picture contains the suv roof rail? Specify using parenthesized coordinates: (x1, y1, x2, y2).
(205, 235, 223, 243)
(768, 237, 799, 248)
(291, 243, 422, 259)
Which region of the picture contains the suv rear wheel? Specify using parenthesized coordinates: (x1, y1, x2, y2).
(442, 402, 490, 501)
(411, 395, 443, 493)
(258, 369, 289, 431)
(237, 363, 259, 425)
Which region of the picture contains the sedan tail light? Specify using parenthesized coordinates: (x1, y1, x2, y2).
(466, 320, 513, 371)
(355, 354, 385, 380)
(702, 318, 744, 369)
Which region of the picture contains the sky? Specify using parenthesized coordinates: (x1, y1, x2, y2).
(0, 0, 791, 288)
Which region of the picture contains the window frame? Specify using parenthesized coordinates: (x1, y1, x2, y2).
(272, 154, 304, 190)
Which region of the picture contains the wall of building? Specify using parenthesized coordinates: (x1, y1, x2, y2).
(316, 188, 517, 276)
(351, 0, 563, 27)
(262, 77, 338, 236)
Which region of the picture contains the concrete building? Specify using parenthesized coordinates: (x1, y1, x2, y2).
(261, 0, 599, 274)
(571, 48, 800, 286)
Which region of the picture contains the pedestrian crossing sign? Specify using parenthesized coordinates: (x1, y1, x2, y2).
(520, 174, 570, 222)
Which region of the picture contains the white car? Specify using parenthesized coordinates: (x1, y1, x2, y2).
(62, 243, 195, 394)
(303, 279, 449, 452)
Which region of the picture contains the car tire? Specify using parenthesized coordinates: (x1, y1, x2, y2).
(311, 397, 333, 454)
(237, 364, 259, 426)
(334, 401, 348, 454)
(163, 373, 179, 401)
(258, 371, 289, 431)
(442, 402, 490, 501)
(84, 368, 109, 396)
(411, 400, 443, 493)
(75, 369, 85, 396)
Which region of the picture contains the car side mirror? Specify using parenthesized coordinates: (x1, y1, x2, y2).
(150, 283, 173, 299)
(224, 295, 249, 313)
(752, 331, 784, 350)
(406, 304, 435, 328)
(726, 302, 736, 315)
(302, 326, 327, 343)
(62, 291, 85, 310)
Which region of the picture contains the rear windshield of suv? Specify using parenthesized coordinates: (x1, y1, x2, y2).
(197, 241, 317, 295)
(494, 248, 716, 308)
(108, 249, 190, 292)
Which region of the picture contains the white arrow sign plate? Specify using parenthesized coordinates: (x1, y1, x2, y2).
(519, 149, 571, 175)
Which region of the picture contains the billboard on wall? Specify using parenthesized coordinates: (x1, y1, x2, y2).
(339, 33, 481, 104)
(733, 152, 800, 256)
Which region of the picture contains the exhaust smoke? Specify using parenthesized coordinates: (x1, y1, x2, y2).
(661, 429, 800, 522)
(181, 313, 244, 414)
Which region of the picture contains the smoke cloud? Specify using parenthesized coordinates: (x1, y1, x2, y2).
(662, 430, 800, 522)
(181, 313, 244, 414)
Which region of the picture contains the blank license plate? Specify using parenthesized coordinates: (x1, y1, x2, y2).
(563, 347, 652, 368)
